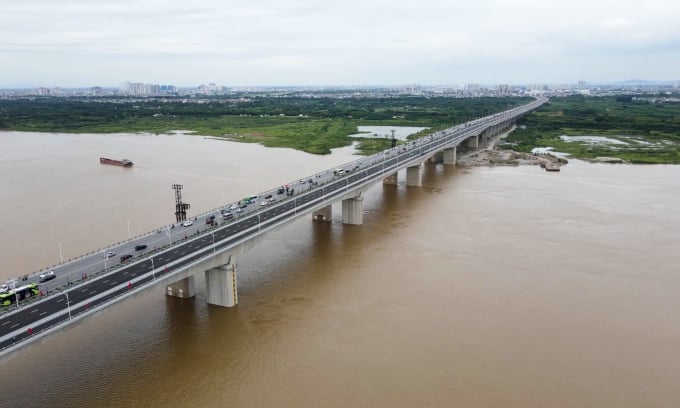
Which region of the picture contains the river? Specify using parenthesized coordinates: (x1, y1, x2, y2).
(1, 131, 680, 407)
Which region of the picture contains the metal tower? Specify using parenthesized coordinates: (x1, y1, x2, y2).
(172, 184, 190, 222)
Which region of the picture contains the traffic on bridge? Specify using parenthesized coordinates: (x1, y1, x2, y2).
(0, 97, 547, 356)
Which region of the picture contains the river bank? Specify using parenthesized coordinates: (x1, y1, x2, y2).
(456, 127, 568, 169)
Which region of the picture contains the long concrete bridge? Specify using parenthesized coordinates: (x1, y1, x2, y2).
(0, 97, 548, 357)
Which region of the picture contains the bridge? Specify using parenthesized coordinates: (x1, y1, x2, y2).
(0, 97, 548, 356)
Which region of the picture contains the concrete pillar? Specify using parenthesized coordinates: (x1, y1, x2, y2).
(443, 147, 457, 165)
(383, 173, 397, 185)
(312, 205, 332, 222)
(205, 261, 238, 307)
(342, 196, 364, 225)
(467, 135, 479, 148)
(406, 163, 423, 187)
(166, 276, 196, 299)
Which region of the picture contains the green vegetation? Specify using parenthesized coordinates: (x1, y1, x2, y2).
(0, 96, 530, 155)
(505, 95, 680, 164)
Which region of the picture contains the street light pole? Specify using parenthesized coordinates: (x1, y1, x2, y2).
(127, 220, 131, 239)
(150, 257, 155, 282)
(165, 229, 172, 245)
(211, 232, 216, 255)
(59, 242, 63, 264)
(103, 249, 108, 273)
(65, 292, 72, 320)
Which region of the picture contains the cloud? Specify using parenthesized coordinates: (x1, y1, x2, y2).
(1, 0, 679, 86)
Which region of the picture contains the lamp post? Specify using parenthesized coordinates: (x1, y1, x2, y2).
(150, 257, 155, 282)
(58, 242, 63, 264)
(127, 220, 131, 239)
(165, 229, 172, 245)
(102, 249, 108, 273)
(65, 291, 72, 321)
(211, 231, 216, 255)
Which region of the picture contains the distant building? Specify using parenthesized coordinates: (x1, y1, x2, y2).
(497, 84, 509, 95)
(91, 86, 103, 96)
(577, 80, 587, 89)
(36, 87, 50, 96)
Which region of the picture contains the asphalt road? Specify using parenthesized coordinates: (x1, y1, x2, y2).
(0, 98, 547, 352)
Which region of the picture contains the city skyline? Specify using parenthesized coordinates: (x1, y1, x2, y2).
(2, 0, 679, 88)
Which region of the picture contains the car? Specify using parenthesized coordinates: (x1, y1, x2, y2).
(260, 201, 268, 206)
(105, 251, 116, 259)
(299, 179, 306, 184)
(239, 203, 247, 208)
(235, 207, 242, 213)
(39, 270, 56, 282)
(134, 244, 147, 251)
(120, 254, 133, 263)
(264, 194, 273, 199)
(229, 204, 238, 210)
(277, 188, 285, 194)
(222, 212, 234, 219)
(182, 221, 193, 227)
(268, 197, 276, 203)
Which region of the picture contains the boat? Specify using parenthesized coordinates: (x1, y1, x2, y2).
(100, 157, 133, 167)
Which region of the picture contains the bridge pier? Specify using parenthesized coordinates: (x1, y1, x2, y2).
(443, 147, 457, 165)
(166, 276, 196, 299)
(342, 196, 363, 225)
(467, 135, 479, 148)
(383, 173, 397, 185)
(406, 163, 423, 187)
(205, 260, 238, 308)
(312, 205, 332, 222)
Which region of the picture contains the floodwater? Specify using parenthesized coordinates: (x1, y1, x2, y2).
(1, 131, 680, 407)
(349, 125, 429, 140)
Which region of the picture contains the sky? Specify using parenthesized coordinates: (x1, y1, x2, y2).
(1, 0, 679, 88)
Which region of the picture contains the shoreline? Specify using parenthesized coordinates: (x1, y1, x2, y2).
(456, 126, 568, 169)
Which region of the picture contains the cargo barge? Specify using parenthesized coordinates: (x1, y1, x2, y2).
(100, 157, 133, 167)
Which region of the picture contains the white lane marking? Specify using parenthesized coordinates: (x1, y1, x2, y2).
(40, 312, 47, 316)
(56, 298, 64, 303)
(103, 280, 109, 284)
(1, 321, 10, 326)
(89, 291, 97, 295)
(11, 323, 19, 329)
(30, 309, 37, 314)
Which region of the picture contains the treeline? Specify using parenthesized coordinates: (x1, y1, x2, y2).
(506, 95, 680, 163)
(0, 95, 530, 155)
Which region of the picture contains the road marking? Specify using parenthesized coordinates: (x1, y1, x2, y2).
(81, 288, 89, 293)
(1, 321, 10, 326)
(103, 280, 109, 284)
(56, 298, 64, 302)
(90, 291, 97, 295)
(30, 309, 37, 314)
(11, 323, 19, 329)
(40, 312, 47, 316)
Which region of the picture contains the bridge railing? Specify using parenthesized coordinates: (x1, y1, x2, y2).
(1, 99, 547, 317)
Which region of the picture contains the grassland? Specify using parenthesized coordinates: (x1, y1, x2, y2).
(504, 95, 680, 164)
(0, 96, 530, 155)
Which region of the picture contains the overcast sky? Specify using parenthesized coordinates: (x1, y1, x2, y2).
(2, 0, 679, 88)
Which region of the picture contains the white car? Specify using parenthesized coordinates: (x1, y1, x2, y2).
(39, 270, 56, 282)
(229, 204, 238, 210)
(182, 220, 193, 227)
(105, 251, 116, 259)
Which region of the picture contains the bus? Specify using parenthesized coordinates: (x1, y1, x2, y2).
(0, 283, 40, 307)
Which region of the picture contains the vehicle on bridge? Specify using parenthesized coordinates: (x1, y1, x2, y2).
(134, 244, 148, 251)
(182, 220, 193, 227)
(0, 283, 40, 306)
(39, 270, 56, 283)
